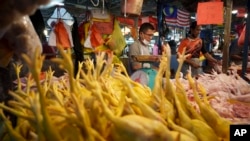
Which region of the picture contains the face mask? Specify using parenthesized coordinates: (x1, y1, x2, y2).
(142, 39, 150, 45)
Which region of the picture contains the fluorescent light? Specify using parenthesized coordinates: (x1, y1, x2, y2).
(232, 10, 238, 14)
(245, 14, 248, 18)
(154, 32, 159, 36)
(43, 29, 48, 36)
(40, 0, 64, 9)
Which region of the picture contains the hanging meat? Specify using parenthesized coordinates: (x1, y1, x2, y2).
(0, 16, 43, 67)
(0, 0, 51, 67)
(0, 0, 50, 37)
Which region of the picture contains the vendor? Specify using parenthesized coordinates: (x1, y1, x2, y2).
(177, 21, 220, 78)
(128, 22, 155, 72)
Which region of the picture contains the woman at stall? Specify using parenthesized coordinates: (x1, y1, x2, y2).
(177, 21, 220, 78)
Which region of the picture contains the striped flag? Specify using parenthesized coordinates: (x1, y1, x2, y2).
(164, 5, 177, 26)
(164, 8, 190, 27)
(177, 9, 190, 27)
(165, 17, 177, 26)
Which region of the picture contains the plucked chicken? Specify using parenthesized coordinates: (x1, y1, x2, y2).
(0, 0, 51, 67)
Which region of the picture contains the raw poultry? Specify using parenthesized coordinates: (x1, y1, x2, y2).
(173, 71, 250, 123)
(0, 0, 51, 130)
(1, 47, 248, 141)
(0, 0, 50, 67)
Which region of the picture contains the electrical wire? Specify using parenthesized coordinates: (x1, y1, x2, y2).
(90, 0, 99, 6)
(124, 0, 127, 17)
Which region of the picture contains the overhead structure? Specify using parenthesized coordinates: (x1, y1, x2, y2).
(222, 0, 233, 73)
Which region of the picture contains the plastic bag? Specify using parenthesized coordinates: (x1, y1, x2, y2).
(83, 24, 109, 53)
(92, 19, 114, 34)
(79, 21, 90, 46)
(90, 24, 104, 47)
(238, 24, 250, 47)
(83, 31, 93, 48)
(91, 9, 114, 34)
(105, 19, 126, 56)
(91, 9, 111, 20)
(53, 20, 73, 49)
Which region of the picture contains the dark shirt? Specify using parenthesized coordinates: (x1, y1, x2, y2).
(229, 38, 243, 65)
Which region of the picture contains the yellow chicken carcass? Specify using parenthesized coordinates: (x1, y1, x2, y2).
(187, 73, 231, 141)
(0, 110, 26, 141)
(170, 131, 199, 141)
(79, 52, 174, 141)
(172, 84, 219, 141)
(114, 62, 153, 105)
(0, 44, 234, 141)
(163, 66, 197, 141)
(172, 50, 205, 122)
(84, 80, 174, 141)
(167, 118, 198, 141)
(114, 73, 168, 126)
(172, 49, 219, 141)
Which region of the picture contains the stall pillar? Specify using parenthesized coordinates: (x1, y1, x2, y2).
(241, 0, 250, 81)
(157, 0, 164, 53)
(222, 0, 232, 73)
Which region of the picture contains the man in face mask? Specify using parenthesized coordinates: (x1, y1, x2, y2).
(128, 22, 155, 72)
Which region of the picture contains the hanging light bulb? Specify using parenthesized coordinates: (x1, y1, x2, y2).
(40, 0, 64, 9)
(231, 10, 238, 14)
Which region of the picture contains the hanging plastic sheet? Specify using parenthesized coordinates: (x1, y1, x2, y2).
(105, 19, 126, 56)
(48, 7, 74, 49)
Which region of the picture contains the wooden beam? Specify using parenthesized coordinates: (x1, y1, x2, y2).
(222, 0, 233, 73)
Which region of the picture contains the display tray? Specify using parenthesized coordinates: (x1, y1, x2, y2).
(131, 55, 161, 62)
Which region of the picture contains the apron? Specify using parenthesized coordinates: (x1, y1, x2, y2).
(181, 58, 203, 78)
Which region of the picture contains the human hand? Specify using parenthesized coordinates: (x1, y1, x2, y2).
(161, 43, 171, 56)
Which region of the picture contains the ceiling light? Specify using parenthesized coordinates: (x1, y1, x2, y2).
(40, 0, 64, 9)
(232, 10, 238, 14)
(245, 14, 248, 18)
(43, 29, 48, 36)
(191, 16, 196, 20)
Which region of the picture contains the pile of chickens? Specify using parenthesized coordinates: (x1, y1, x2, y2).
(0, 47, 234, 141)
(174, 71, 250, 123)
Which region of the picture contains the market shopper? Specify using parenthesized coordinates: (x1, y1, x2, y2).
(177, 21, 220, 77)
(128, 22, 155, 72)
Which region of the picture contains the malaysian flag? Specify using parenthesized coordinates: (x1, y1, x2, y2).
(164, 7, 190, 27)
(164, 5, 177, 26)
(177, 9, 190, 27)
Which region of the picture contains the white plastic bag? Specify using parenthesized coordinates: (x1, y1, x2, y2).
(84, 31, 93, 48)
(91, 9, 110, 20)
